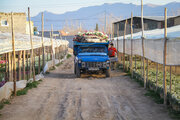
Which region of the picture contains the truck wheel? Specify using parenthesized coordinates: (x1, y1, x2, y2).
(105, 69, 110, 77)
(76, 64, 81, 78)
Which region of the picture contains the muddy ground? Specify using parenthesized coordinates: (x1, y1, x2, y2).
(0, 57, 172, 120)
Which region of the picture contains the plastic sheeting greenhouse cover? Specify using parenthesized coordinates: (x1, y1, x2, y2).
(113, 25, 180, 65)
(0, 32, 69, 54)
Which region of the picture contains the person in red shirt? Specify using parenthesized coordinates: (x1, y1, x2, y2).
(108, 43, 117, 57)
(108, 43, 117, 70)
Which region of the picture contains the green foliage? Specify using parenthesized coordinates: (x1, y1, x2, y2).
(49, 66, 56, 71)
(145, 90, 164, 104)
(17, 88, 28, 96)
(168, 108, 180, 120)
(0, 67, 5, 82)
(26, 81, 40, 88)
(0, 103, 3, 110)
(133, 76, 144, 87)
(56, 62, 63, 67)
(125, 59, 180, 112)
(67, 54, 72, 59)
(3, 100, 10, 105)
(0, 99, 11, 110)
(61, 55, 64, 59)
(34, 27, 38, 32)
(95, 23, 99, 31)
(134, 60, 180, 102)
(17, 80, 42, 96)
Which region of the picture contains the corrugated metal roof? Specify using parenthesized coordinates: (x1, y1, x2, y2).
(113, 16, 175, 24)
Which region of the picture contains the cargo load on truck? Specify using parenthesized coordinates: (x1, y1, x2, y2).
(73, 31, 109, 43)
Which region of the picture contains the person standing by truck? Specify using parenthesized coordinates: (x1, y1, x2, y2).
(108, 43, 117, 70)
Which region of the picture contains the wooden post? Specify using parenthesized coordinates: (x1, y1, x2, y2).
(117, 23, 119, 53)
(23, 50, 26, 80)
(59, 46, 61, 62)
(34, 50, 36, 74)
(141, 57, 143, 76)
(28, 7, 35, 81)
(112, 23, 114, 39)
(163, 8, 168, 105)
(141, 0, 146, 88)
(156, 63, 158, 91)
(41, 12, 45, 70)
(46, 47, 48, 61)
(38, 48, 41, 74)
(51, 24, 55, 66)
(8, 52, 12, 81)
(26, 50, 29, 80)
(135, 55, 137, 72)
(18, 51, 22, 81)
(11, 53, 14, 81)
(130, 12, 133, 78)
(123, 20, 127, 71)
(170, 66, 172, 93)
(11, 12, 16, 96)
(146, 59, 149, 85)
(55, 48, 56, 59)
(5, 53, 8, 80)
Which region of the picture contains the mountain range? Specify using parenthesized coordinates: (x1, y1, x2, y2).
(31, 2, 180, 31)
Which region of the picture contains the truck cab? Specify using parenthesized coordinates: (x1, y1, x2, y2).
(73, 41, 110, 77)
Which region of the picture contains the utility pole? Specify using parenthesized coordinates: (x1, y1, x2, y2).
(104, 10, 107, 33)
(79, 22, 82, 32)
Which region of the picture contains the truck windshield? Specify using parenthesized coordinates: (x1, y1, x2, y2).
(80, 47, 105, 53)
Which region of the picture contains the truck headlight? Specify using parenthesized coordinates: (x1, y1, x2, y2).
(82, 62, 86, 68)
(78, 59, 82, 63)
(106, 60, 110, 67)
(103, 62, 107, 68)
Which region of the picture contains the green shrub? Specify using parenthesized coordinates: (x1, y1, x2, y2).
(145, 90, 164, 104)
(67, 54, 72, 59)
(17, 80, 42, 96)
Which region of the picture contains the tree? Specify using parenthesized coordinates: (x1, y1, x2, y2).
(95, 23, 99, 31)
(34, 27, 38, 32)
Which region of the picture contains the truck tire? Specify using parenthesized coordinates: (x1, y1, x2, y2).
(76, 64, 81, 78)
(105, 69, 110, 77)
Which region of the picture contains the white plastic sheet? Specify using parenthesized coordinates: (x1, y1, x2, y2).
(0, 80, 27, 101)
(113, 25, 180, 65)
(0, 32, 69, 54)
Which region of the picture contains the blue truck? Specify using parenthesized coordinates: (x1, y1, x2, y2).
(73, 41, 110, 78)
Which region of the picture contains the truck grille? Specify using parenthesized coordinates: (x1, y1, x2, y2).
(86, 62, 104, 68)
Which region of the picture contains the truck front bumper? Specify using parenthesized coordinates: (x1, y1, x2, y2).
(79, 61, 110, 73)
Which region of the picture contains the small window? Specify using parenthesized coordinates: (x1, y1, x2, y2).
(1, 20, 8, 26)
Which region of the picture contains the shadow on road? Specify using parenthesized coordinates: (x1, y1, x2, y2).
(46, 73, 76, 79)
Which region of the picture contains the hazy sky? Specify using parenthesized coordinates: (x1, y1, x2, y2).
(0, 0, 180, 16)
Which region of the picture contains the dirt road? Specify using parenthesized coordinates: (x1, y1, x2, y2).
(0, 57, 172, 120)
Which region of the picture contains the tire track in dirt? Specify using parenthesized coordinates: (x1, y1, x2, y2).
(0, 56, 173, 120)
